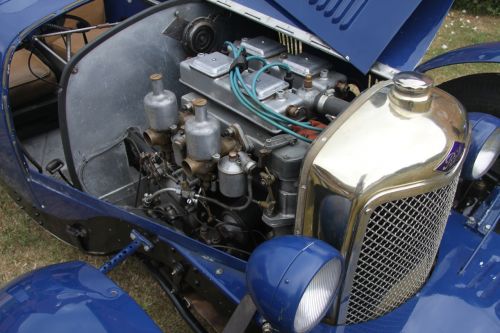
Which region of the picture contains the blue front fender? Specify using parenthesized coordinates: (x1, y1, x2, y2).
(416, 41, 500, 72)
(0, 261, 162, 333)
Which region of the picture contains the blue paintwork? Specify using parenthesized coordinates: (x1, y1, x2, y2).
(235, 0, 456, 74)
(28, 170, 249, 304)
(246, 236, 343, 333)
(0, 0, 74, 206)
(268, 0, 423, 73)
(0, 1, 500, 333)
(462, 113, 500, 180)
(416, 41, 500, 73)
(470, 186, 500, 236)
(378, 0, 454, 72)
(311, 211, 500, 333)
(99, 230, 154, 274)
(0, 261, 162, 333)
(104, 0, 149, 23)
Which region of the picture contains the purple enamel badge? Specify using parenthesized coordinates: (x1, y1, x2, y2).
(436, 141, 465, 172)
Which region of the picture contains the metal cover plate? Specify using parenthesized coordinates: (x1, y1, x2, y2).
(282, 52, 330, 77)
(191, 52, 233, 77)
(241, 36, 286, 58)
(241, 70, 289, 100)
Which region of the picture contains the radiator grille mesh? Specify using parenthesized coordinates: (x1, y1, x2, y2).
(346, 177, 459, 324)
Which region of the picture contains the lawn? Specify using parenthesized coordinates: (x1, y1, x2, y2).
(0, 9, 498, 333)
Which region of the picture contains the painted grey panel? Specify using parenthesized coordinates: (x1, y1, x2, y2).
(63, 3, 212, 195)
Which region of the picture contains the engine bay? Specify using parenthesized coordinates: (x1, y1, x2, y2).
(53, 2, 364, 257)
(123, 37, 355, 256)
(4, 1, 499, 331)
(16, 1, 496, 261)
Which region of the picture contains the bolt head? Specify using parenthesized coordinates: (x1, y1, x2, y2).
(150, 73, 162, 81)
(192, 98, 207, 107)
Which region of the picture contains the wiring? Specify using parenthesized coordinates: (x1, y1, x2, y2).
(196, 175, 254, 211)
(225, 42, 322, 142)
(230, 68, 313, 142)
(27, 47, 60, 88)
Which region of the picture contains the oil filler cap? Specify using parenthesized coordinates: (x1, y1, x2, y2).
(390, 71, 434, 113)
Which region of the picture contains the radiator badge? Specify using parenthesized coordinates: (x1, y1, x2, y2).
(436, 141, 465, 172)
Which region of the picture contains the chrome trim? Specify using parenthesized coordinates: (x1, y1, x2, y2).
(295, 75, 469, 324)
(338, 174, 462, 323)
(33, 36, 67, 66)
(33, 23, 118, 39)
(370, 61, 400, 79)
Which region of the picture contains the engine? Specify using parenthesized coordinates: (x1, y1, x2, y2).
(130, 33, 468, 322)
(135, 36, 353, 254)
(52, 2, 481, 327)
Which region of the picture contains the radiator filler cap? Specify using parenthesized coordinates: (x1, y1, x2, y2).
(390, 71, 434, 113)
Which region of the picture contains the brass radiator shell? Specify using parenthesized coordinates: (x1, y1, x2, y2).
(295, 77, 469, 324)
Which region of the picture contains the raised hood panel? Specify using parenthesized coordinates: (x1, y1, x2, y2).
(212, 0, 453, 74)
(268, 0, 422, 73)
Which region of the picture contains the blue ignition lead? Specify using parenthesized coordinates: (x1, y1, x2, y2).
(225, 42, 320, 142)
(234, 67, 315, 128)
(249, 63, 322, 132)
(229, 70, 312, 143)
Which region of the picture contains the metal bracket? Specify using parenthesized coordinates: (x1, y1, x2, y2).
(222, 294, 257, 333)
(466, 186, 500, 235)
(264, 134, 297, 150)
(460, 186, 500, 274)
(99, 230, 154, 274)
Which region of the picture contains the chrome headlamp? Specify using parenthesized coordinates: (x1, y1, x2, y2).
(246, 236, 343, 333)
(462, 112, 500, 180)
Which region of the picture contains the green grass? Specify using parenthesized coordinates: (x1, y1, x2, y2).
(0, 190, 190, 332)
(424, 10, 500, 83)
(0, 9, 498, 333)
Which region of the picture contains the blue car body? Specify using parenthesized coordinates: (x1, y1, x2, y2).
(0, 261, 162, 333)
(0, 1, 499, 332)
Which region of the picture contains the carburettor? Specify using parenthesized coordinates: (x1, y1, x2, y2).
(142, 74, 255, 198)
(143, 74, 178, 147)
(183, 98, 221, 177)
